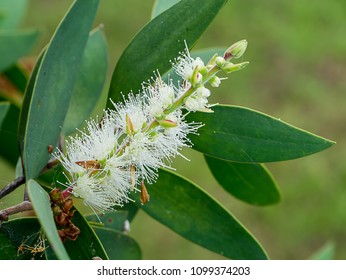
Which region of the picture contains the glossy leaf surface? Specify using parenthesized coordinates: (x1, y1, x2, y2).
(62, 27, 108, 136)
(135, 169, 268, 259)
(187, 105, 334, 163)
(151, 0, 180, 18)
(93, 227, 141, 260)
(108, 0, 227, 105)
(19, 0, 99, 180)
(86, 211, 129, 231)
(205, 155, 280, 205)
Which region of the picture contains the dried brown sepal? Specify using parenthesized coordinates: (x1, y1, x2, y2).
(75, 159, 101, 170)
(140, 181, 150, 205)
(63, 223, 81, 241)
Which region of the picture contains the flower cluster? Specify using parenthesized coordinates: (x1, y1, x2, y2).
(54, 40, 248, 212)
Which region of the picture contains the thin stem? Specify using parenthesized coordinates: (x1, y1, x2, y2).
(0, 201, 32, 222)
(0, 176, 25, 200)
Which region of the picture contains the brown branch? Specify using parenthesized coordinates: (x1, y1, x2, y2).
(0, 176, 25, 200)
(0, 201, 32, 222)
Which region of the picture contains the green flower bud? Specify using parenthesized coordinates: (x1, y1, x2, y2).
(215, 56, 226, 67)
(208, 76, 221, 87)
(224, 39, 248, 60)
(157, 119, 178, 128)
(198, 64, 208, 76)
(222, 61, 249, 73)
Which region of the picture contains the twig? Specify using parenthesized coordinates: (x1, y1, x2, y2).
(0, 176, 25, 200)
(0, 201, 32, 222)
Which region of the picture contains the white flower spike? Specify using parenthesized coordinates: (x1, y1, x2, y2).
(55, 40, 249, 212)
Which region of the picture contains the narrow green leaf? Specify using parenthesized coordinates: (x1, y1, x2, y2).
(19, 0, 99, 180)
(62, 207, 109, 260)
(0, 0, 28, 29)
(62, 26, 109, 136)
(108, 0, 227, 105)
(18, 49, 45, 154)
(205, 155, 280, 206)
(0, 101, 10, 123)
(151, 0, 180, 18)
(27, 179, 70, 260)
(0, 30, 39, 72)
(135, 169, 268, 260)
(93, 227, 142, 260)
(0, 103, 20, 165)
(0, 217, 45, 260)
(187, 105, 335, 163)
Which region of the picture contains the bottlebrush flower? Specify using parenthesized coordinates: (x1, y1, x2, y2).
(54, 40, 249, 212)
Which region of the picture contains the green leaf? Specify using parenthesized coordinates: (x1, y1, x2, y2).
(0, 101, 10, 123)
(33, 184, 109, 260)
(3, 64, 28, 93)
(0, 217, 46, 260)
(86, 211, 129, 231)
(27, 179, 70, 260)
(0, 30, 39, 72)
(93, 227, 142, 260)
(187, 105, 335, 163)
(18, 49, 45, 155)
(151, 0, 180, 18)
(108, 0, 227, 105)
(62, 26, 109, 136)
(135, 169, 268, 260)
(205, 155, 280, 206)
(309, 242, 335, 260)
(18, 0, 99, 180)
(0, 0, 28, 29)
(62, 207, 109, 260)
(0, 103, 20, 165)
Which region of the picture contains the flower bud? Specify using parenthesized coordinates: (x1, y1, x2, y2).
(224, 39, 248, 60)
(222, 61, 249, 73)
(208, 76, 221, 87)
(190, 65, 202, 87)
(157, 119, 178, 128)
(215, 56, 225, 67)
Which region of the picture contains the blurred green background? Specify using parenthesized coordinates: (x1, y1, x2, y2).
(0, 0, 345, 259)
